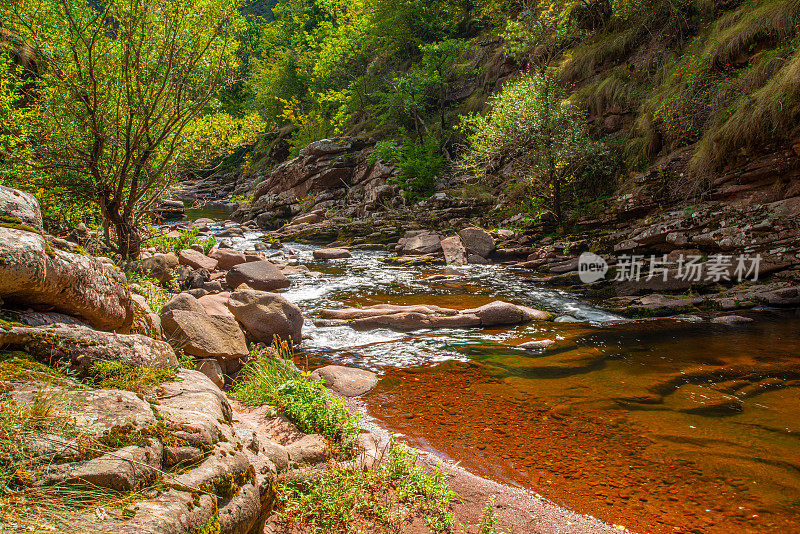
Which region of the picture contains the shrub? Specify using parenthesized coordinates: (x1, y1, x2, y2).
(232, 340, 360, 456)
(372, 133, 443, 202)
(277, 438, 456, 533)
(145, 227, 200, 255)
(459, 70, 607, 225)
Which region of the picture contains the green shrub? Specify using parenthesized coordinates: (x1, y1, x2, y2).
(459, 70, 607, 224)
(145, 227, 200, 255)
(372, 133, 443, 202)
(277, 438, 455, 533)
(232, 341, 360, 456)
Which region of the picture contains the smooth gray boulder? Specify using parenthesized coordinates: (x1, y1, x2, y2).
(226, 261, 291, 291)
(226, 289, 303, 345)
(308, 365, 378, 397)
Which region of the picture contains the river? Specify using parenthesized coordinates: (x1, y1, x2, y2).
(205, 219, 800, 533)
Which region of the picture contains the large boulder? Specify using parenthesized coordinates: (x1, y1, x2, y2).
(160, 292, 206, 315)
(318, 301, 549, 332)
(226, 261, 291, 292)
(458, 227, 495, 258)
(197, 291, 235, 318)
(226, 289, 303, 345)
(209, 249, 247, 270)
(440, 236, 467, 265)
(308, 365, 378, 397)
(397, 232, 443, 255)
(0, 186, 132, 331)
(161, 309, 249, 366)
(0, 323, 178, 374)
(178, 249, 218, 271)
(463, 301, 551, 326)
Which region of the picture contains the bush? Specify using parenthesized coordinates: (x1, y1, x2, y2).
(459, 70, 606, 224)
(145, 227, 200, 255)
(372, 133, 443, 202)
(278, 438, 456, 533)
(232, 340, 360, 456)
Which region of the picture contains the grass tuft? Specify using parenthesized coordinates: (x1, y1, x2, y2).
(85, 360, 176, 393)
(232, 339, 360, 456)
(277, 438, 456, 533)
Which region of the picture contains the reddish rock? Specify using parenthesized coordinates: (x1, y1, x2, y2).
(313, 247, 352, 260)
(178, 249, 218, 271)
(440, 236, 467, 265)
(458, 227, 495, 258)
(209, 249, 247, 270)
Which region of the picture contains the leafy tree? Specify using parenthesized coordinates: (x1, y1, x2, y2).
(0, 48, 32, 184)
(459, 71, 604, 225)
(4, 0, 263, 258)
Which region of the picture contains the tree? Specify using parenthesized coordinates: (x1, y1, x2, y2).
(4, 0, 263, 258)
(459, 71, 603, 225)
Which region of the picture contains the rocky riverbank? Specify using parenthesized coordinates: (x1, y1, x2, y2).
(0, 183, 637, 533)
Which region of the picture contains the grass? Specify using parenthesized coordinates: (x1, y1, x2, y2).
(84, 360, 176, 392)
(232, 339, 361, 456)
(277, 438, 456, 533)
(0, 388, 147, 531)
(125, 269, 178, 313)
(478, 496, 499, 534)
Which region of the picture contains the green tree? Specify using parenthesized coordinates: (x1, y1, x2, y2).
(459, 71, 603, 225)
(4, 0, 262, 258)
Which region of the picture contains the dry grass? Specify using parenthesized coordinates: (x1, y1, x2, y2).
(692, 46, 800, 173)
(0, 355, 153, 532)
(707, 0, 800, 69)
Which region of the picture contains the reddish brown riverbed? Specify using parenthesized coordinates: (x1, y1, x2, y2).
(281, 247, 800, 533)
(364, 361, 798, 533)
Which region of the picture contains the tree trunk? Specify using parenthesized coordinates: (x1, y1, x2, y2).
(104, 200, 141, 260)
(114, 218, 141, 260)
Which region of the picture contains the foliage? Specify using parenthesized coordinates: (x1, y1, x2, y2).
(145, 227, 200, 255)
(0, 53, 32, 185)
(232, 339, 360, 455)
(246, 0, 475, 147)
(125, 270, 179, 313)
(3, 0, 263, 258)
(277, 438, 456, 533)
(460, 70, 606, 224)
(478, 496, 499, 533)
(85, 361, 176, 393)
(372, 133, 444, 201)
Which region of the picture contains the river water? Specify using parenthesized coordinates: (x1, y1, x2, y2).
(209, 222, 800, 533)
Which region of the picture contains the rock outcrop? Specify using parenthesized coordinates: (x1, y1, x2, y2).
(0, 323, 177, 374)
(0, 186, 133, 330)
